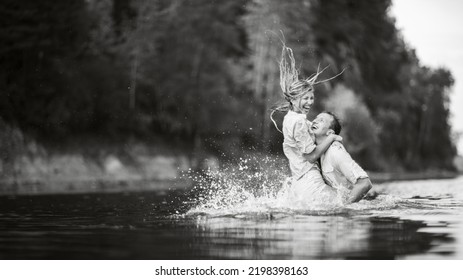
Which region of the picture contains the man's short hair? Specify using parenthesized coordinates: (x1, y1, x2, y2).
(324, 111, 342, 135)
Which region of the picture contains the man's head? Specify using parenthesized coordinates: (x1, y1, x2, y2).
(312, 112, 342, 142)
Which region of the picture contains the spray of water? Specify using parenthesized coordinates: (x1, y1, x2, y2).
(181, 154, 403, 217)
(184, 155, 287, 215)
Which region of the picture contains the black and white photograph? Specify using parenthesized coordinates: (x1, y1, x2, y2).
(1, 0, 462, 277)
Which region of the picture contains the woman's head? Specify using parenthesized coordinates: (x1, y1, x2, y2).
(278, 44, 319, 111)
(288, 83, 314, 114)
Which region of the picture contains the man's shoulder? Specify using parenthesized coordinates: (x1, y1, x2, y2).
(325, 141, 351, 164)
(328, 141, 347, 153)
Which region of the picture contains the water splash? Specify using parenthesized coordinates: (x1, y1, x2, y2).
(182, 155, 402, 217)
(185, 156, 288, 215)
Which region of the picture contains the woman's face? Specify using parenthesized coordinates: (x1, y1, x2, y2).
(292, 90, 314, 114)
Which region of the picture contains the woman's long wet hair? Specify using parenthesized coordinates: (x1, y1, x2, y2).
(270, 43, 344, 133)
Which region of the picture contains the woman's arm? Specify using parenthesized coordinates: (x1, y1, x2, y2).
(304, 134, 342, 163)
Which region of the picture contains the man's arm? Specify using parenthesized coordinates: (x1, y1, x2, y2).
(346, 177, 372, 203)
(331, 143, 372, 203)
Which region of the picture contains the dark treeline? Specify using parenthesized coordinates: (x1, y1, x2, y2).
(0, 0, 456, 171)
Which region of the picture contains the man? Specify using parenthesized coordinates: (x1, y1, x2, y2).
(311, 112, 372, 203)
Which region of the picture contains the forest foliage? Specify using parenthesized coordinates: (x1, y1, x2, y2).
(0, 0, 457, 171)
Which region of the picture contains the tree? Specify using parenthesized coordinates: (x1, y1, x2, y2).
(0, 0, 92, 135)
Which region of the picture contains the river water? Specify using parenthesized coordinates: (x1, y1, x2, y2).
(0, 175, 462, 259)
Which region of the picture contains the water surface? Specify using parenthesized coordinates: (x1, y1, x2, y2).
(0, 176, 462, 259)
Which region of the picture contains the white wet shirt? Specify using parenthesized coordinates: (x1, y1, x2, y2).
(282, 110, 317, 180)
(321, 141, 369, 189)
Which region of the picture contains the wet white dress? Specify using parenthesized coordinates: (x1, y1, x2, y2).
(279, 111, 338, 207)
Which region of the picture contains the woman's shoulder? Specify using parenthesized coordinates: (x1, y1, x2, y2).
(284, 111, 306, 122)
(283, 112, 310, 135)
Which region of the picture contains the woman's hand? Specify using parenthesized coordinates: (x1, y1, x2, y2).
(305, 133, 342, 163)
(329, 134, 343, 143)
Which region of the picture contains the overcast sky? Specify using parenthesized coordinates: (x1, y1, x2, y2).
(391, 0, 463, 155)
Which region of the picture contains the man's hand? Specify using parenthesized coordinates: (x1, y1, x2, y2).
(347, 177, 372, 203)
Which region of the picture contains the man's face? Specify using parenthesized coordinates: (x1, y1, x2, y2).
(312, 113, 334, 137)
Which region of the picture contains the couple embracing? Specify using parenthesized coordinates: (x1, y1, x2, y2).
(272, 44, 372, 206)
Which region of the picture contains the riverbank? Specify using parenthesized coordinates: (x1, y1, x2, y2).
(1, 162, 458, 197)
(0, 137, 199, 196)
(1, 134, 459, 196)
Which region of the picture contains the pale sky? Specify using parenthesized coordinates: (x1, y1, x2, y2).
(391, 0, 463, 155)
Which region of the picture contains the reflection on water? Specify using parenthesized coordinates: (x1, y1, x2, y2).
(190, 214, 454, 259)
(0, 177, 462, 259)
